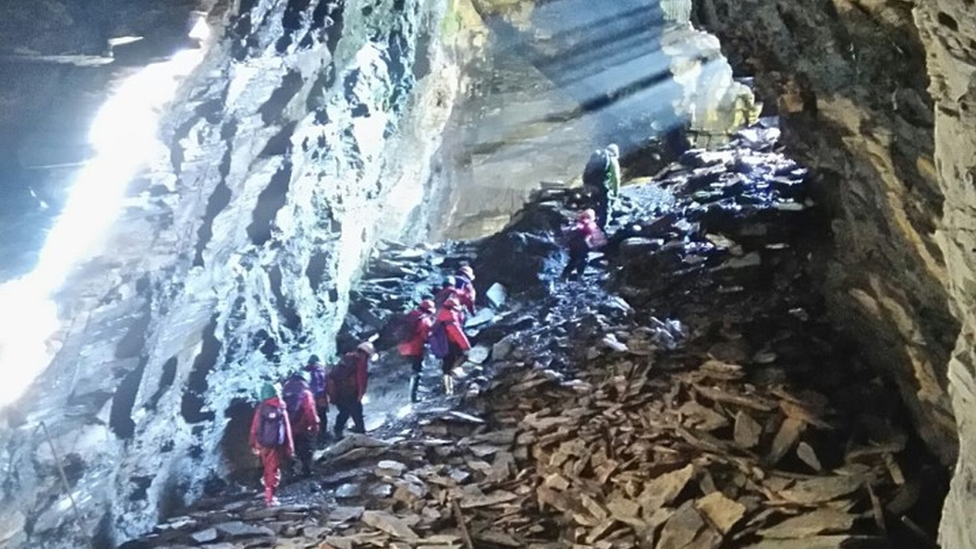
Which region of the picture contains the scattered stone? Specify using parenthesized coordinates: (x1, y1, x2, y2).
(213, 521, 274, 540)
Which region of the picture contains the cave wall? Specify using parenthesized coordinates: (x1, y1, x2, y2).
(694, 0, 958, 461)
(693, 0, 976, 546)
(914, 3, 976, 548)
(0, 0, 458, 546)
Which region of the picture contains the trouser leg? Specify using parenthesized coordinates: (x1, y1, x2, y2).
(294, 434, 313, 475)
(260, 448, 282, 503)
(350, 400, 365, 434)
(594, 193, 609, 229)
(563, 246, 586, 278)
(316, 404, 328, 439)
(409, 355, 423, 402)
(333, 404, 350, 438)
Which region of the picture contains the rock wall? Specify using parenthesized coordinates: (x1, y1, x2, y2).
(0, 0, 459, 546)
(693, 0, 976, 546)
(694, 0, 959, 462)
(914, 3, 976, 548)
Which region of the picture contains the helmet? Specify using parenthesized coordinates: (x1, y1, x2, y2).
(606, 143, 619, 157)
(444, 297, 462, 311)
(259, 382, 279, 401)
(357, 341, 377, 360)
(307, 354, 321, 365)
(444, 275, 456, 288)
(578, 209, 596, 221)
(293, 370, 310, 384)
(419, 299, 435, 312)
(457, 265, 475, 280)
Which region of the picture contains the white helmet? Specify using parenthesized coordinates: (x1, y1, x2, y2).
(606, 143, 619, 157)
(357, 341, 377, 360)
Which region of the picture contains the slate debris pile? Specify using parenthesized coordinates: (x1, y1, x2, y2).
(340, 240, 478, 350)
(123, 131, 940, 549)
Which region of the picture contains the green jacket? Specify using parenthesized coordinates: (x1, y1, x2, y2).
(607, 155, 621, 196)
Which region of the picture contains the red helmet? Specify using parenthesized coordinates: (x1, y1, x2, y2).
(578, 209, 596, 221)
(457, 265, 475, 280)
(444, 297, 462, 311)
(419, 299, 435, 312)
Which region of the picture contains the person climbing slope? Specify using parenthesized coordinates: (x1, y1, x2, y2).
(281, 371, 320, 477)
(327, 341, 375, 439)
(397, 299, 436, 403)
(249, 382, 294, 507)
(561, 208, 606, 279)
(453, 265, 477, 315)
(582, 143, 621, 229)
(303, 354, 329, 444)
(429, 297, 471, 396)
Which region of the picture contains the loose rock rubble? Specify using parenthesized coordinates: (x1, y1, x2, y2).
(124, 128, 942, 549)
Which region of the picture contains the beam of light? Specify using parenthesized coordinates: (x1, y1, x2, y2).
(0, 44, 207, 410)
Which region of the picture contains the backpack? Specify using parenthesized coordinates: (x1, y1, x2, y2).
(329, 354, 360, 397)
(391, 312, 416, 342)
(582, 150, 611, 190)
(429, 321, 450, 359)
(281, 378, 306, 415)
(256, 402, 287, 448)
(305, 365, 326, 397)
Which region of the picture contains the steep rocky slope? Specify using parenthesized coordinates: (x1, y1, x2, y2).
(692, 0, 976, 547)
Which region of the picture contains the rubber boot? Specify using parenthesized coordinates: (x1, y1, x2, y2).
(443, 375, 453, 396)
(264, 486, 278, 507)
(409, 375, 420, 403)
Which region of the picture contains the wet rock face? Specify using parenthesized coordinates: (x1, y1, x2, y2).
(0, 0, 456, 547)
(695, 0, 958, 467)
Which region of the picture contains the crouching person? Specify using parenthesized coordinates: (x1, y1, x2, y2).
(249, 383, 294, 507)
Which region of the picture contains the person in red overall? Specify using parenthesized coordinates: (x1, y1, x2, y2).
(431, 297, 471, 395)
(561, 208, 605, 279)
(398, 299, 436, 403)
(281, 371, 320, 477)
(453, 265, 477, 315)
(434, 276, 457, 309)
(249, 383, 294, 507)
(328, 342, 375, 438)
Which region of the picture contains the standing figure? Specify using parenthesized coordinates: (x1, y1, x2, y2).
(561, 209, 606, 279)
(397, 299, 436, 403)
(582, 143, 621, 229)
(434, 276, 457, 309)
(249, 383, 294, 507)
(429, 297, 471, 396)
(303, 354, 329, 444)
(453, 266, 477, 315)
(281, 371, 320, 477)
(328, 342, 375, 438)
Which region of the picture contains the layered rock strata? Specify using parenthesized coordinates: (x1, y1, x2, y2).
(0, 0, 457, 546)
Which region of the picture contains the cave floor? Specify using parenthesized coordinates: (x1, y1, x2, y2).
(123, 129, 946, 549)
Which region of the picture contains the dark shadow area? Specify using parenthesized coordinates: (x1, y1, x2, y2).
(109, 358, 148, 440)
(246, 161, 293, 246)
(180, 315, 222, 424)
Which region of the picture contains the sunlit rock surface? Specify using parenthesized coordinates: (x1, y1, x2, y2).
(433, 0, 759, 238)
(0, 0, 456, 546)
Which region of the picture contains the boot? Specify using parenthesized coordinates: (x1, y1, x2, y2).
(409, 375, 420, 403)
(444, 375, 455, 396)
